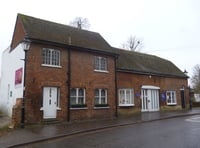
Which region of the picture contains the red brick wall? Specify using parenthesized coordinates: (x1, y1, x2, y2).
(10, 17, 26, 50)
(25, 43, 68, 123)
(117, 71, 189, 114)
(24, 43, 116, 123)
(70, 50, 116, 120)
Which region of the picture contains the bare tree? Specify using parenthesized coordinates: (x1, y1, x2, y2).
(69, 17, 90, 30)
(122, 35, 143, 51)
(191, 64, 200, 93)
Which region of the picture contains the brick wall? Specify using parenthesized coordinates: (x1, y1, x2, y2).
(25, 43, 68, 123)
(24, 43, 116, 123)
(70, 50, 116, 120)
(117, 71, 189, 114)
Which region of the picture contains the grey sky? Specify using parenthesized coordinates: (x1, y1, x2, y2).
(1, 0, 200, 82)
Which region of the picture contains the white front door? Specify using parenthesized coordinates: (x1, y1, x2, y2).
(141, 86, 160, 112)
(43, 87, 57, 119)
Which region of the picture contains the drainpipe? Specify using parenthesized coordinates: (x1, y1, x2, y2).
(114, 55, 118, 117)
(21, 39, 30, 128)
(67, 43, 71, 122)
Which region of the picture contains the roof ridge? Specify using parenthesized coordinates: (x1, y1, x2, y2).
(18, 13, 103, 36)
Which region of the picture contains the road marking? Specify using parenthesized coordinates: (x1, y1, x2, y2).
(185, 116, 200, 123)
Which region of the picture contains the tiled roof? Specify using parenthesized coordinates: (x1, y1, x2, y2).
(111, 48, 187, 78)
(18, 14, 187, 78)
(19, 14, 112, 51)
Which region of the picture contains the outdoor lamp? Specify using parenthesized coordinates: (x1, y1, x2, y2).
(22, 40, 30, 51)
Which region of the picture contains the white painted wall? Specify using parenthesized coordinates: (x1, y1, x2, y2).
(0, 44, 25, 116)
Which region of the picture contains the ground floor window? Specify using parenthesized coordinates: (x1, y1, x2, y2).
(118, 89, 134, 106)
(70, 88, 86, 108)
(166, 91, 177, 105)
(95, 89, 108, 107)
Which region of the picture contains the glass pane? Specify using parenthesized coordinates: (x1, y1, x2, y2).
(95, 89, 99, 97)
(78, 88, 84, 96)
(70, 88, 76, 97)
(101, 89, 105, 97)
(95, 96, 99, 104)
(78, 97, 84, 104)
(101, 97, 106, 104)
(126, 90, 130, 104)
(119, 90, 125, 104)
(70, 97, 76, 105)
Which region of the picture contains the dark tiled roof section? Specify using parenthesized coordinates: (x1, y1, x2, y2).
(19, 14, 112, 51)
(111, 48, 187, 78)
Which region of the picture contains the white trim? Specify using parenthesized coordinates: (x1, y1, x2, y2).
(94, 70, 109, 73)
(41, 64, 62, 68)
(141, 85, 160, 90)
(94, 106, 110, 109)
(119, 104, 134, 107)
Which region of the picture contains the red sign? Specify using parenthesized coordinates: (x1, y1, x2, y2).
(15, 68, 23, 85)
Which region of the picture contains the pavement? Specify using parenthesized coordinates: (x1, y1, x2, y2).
(0, 108, 200, 148)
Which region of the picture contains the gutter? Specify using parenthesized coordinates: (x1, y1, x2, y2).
(116, 68, 189, 79)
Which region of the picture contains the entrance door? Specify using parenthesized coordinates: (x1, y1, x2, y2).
(43, 87, 57, 119)
(141, 86, 160, 112)
(180, 89, 185, 109)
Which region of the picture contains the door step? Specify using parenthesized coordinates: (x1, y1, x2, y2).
(41, 119, 61, 125)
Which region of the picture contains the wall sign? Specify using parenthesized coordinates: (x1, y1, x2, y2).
(15, 68, 23, 86)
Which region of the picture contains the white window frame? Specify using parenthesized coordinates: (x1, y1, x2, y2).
(94, 56, 108, 72)
(42, 48, 61, 67)
(118, 89, 134, 106)
(70, 88, 86, 106)
(166, 91, 177, 105)
(95, 89, 108, 106)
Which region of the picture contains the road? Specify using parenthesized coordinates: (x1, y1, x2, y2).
(15, 115, 200, 148)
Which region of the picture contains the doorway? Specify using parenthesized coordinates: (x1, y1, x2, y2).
(42, 87, 58, 119)
(141, 86, 160, 112)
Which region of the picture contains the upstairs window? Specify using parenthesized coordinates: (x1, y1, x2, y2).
(166, 91, 177, 105)
(94, 56, 107, 72)
(42, 48, 60, 67)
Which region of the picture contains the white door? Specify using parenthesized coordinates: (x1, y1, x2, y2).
(43, 87, 57, 119)
(141, 86, 160, 112)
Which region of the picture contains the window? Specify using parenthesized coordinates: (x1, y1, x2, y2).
(95, 89, 108, 107)
(166, 91, 177, 105)
(118, 89, 134, 106)
(94, 56, 107, 71)
(42, 48, 60, 66)
(70, 88, 86, 107)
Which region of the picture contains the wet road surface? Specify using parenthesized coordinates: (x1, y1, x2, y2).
(14, 115, 200, 148)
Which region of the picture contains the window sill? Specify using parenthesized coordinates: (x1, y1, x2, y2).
(70, 107, 88, 110)
(40, 107, 61, 111)
(94, 106, 110, 109)
(167, 104, 177, 106)
(94, 70, 109, 73)
(41, 64, 62, 68)
(119, 104, 135, 107)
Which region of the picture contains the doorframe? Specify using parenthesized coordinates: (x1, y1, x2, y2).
(40, 86, 60, 119)
(141, 85, 160, 112)
(180, 87, 185, 109)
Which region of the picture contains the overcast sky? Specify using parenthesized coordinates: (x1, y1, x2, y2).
(1, 0, 200, 82)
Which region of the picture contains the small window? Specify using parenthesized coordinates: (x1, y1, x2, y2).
(70, 88, 86, 108)
(95, 89, 108, 107)
(42, 48, 60, 67)
(94, 56, 107, 71)
(166, 91, 177, 105)
(118, 89, 134, 106)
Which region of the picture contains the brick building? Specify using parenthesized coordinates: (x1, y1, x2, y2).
(0, 14, 189, 125)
